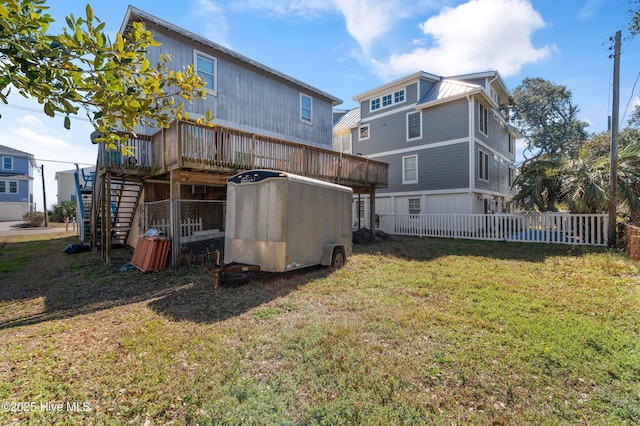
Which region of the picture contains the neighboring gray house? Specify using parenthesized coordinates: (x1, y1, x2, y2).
(0, 144, 36, 221)
(334, 71, 517, 227)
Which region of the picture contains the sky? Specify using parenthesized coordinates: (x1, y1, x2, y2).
(1, 0, 639, 210)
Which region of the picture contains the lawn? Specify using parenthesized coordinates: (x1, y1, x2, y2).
(0, 234, 639, 425)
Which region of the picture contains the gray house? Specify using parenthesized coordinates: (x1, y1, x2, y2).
(0, 145, 36, 221)
(334, 71, 517, 227)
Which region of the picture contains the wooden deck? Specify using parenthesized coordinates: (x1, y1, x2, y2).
(99, 119, 388, 190)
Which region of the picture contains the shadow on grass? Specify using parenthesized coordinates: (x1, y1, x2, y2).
(147, 266, 328, 323)
(354, 235, 610, 263)
(0, 236, 327, 328)
(0, 235, 611, 329)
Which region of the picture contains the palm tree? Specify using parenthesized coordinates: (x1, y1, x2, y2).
(511, 153, 563, 212)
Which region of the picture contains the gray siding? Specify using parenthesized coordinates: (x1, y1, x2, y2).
(377, 143, 469, 194)
(475, 145, 512, 194)
(361, 82, 417, 120)
(423, 99, 469, 144)
(146, 22, 334, 149)
(354, 98, 469, 157)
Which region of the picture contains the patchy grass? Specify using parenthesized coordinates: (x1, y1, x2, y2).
(0, 235, 639, 424)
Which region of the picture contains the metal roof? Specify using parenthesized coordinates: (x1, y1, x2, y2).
(333, 107, 360, 132)
(417, 79, 497, 110)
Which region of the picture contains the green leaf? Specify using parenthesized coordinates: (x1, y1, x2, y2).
(44, 102, 54, 117)
(64, 115, 70, 129)
(85, 4, 93, 22)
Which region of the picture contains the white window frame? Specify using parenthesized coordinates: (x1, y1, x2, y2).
(479, 104, 488, 135)
(408, 198, 421, 214)
(2, 156, 13, 170)
(358, 123, 370, 141)
(402, 154, 418, 184)
(300, 93, 313, 124)
(194, 50, 217, 96)
(0, 181, 4, 193)
(406, 111, 422, 141)
(9, 180, 17, 193)
(370, 88, 406, 112)
(508, 166, 515, 187)
(478, 149, 489, 182)
(508, 133, 515, 155)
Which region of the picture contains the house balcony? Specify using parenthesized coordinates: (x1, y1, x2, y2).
(97, 119, 388, 191)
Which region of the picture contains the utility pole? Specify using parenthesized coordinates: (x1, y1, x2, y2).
(41, 164, 48, 227)
(608, 30, 621, 247)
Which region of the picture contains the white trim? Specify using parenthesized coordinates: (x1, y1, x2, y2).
(0, 179, 18, 193)
(353, 71, 439, 101)
(358, 123, 370, 141)
(468, 95, 475, 192)
(402, 154, 418, 184)
(478, 103, 488, 136)
(362, 103, 417, 121)
(300, 93, 313, 125)
(370, 87, 406, 112)
(475, 138, 515, 165)
(367, 137, 467, 159)
(406, 111, 422, 141)
(194, 50, 217, 96)
(377, 188, 472, 197)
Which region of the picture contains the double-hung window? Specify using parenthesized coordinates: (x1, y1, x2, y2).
(407, 112, 421, 140)
(478, 149, 489, 181)
(300, 94, 313, 124)
(195, 50, 217, 95)
(479, 104, 488, 135)
(2, 157, 12, 170)
(408, 198, 421, 214)
(402, 155, 418, 184)
(9, 181, 17, 193)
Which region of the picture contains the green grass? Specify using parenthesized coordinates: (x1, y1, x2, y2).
(0, 235, 639, 424)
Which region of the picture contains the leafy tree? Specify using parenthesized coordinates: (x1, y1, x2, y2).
(511, 153, 563, 212)
(0, 0, 213, 153)
(630, 0, 640, 34)
(49, 200, 76, 222)
(511, 77, 589, 158)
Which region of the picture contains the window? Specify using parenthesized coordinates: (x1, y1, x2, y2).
(2, 157, 12, 170)
(402, 155, 418, 184)
(195, 50, 217, 94)
(9, 181, 17, 193)
(409, 198, 421, 214)
(479, 104, 488, 135)
(407, 112, 421, 140)
(508, 167, 515, 187)
(0, 181, 4, 193)
(394, 90, 405, 104)
(478, 149, 489, 181)
(370, 88, 405, 112)
(300, 93, 313, 124)
(359, 123, 370, 141)
(508, 134, 515, 155)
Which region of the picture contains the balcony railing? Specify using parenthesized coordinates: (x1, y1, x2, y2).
(150, 120, 388, 188)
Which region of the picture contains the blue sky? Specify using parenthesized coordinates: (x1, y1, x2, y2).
(1, 0, 639, 209)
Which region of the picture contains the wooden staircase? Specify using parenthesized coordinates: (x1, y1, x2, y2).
(91, 171, 143, 262)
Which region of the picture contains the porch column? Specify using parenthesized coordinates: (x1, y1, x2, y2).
(368, 188, 376, 231)
(170, 170, 181, 267)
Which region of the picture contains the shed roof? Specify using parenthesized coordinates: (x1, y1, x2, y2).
(333, 107, 360, 132)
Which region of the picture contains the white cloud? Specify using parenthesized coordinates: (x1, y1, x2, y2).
(372, 0, 554, 79)
(184, 0, 231, 47)
(578, 0, 604, 20)
(17, 114, 44, 127)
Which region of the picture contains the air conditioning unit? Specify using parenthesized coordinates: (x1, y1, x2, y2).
(191, 185, 207, 195)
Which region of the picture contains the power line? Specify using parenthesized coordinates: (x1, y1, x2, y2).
(0, 103, 91, 122)
(621, 71, 640, 126)
(35, 158, 94, 166)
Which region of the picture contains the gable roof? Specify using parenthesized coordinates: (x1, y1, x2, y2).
(0, 144, 33, 157)
(120, 6, 342, 106)
(333, 107, 361, 132)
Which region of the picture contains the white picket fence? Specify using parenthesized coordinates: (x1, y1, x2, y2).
(378, 213, 609, 246)
(148, 217, 203, 238)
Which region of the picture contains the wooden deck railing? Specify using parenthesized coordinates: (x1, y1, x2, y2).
(151, 120, 388, 188)
(98, 133, 153, 173)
